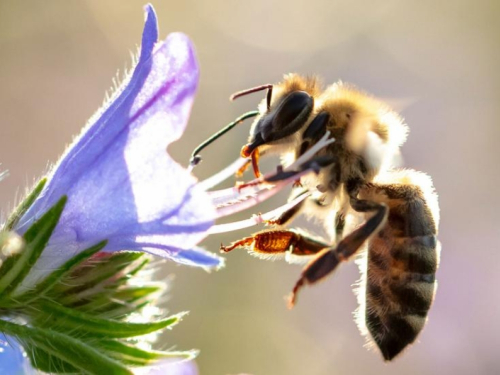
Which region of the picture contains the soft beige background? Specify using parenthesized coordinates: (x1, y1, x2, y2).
(1, 1, 499, 374)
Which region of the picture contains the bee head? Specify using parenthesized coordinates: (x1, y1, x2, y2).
(241, 90, 314, 158)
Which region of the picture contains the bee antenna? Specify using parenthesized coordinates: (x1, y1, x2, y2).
(189, 110, 260, 167)
(230, 84, 273, 110)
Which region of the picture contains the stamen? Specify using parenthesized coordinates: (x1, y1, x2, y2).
(198, 158, 249, 191)
(208, 192, 310, 234)
(197, 131, 334, 191)
(206, 130, 335, 221)
(214, 168, 314, 218)
(208, 178, 271, 207)
(208, 163, 289, 208)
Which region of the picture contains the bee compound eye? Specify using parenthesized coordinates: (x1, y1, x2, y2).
(272, 91, 314, 136)
(250, 91, 314, 145)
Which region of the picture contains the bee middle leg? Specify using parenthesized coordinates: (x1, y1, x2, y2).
(263, 189, 309, 226)
(334, 212, 345, 243)
(289, 198, 388, 308)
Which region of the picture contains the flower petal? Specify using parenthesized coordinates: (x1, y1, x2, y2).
(135, 359, 198, 375)
(144, 245, 225, 269)
(15, 5, 220, 289)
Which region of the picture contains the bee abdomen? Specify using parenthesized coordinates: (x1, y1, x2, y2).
(366, 307, 427, 361)
(366, 235, 438, 360)
(390, 235, 438, 275)
(362, 171, 439, 361)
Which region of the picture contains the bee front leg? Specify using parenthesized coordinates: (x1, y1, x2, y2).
(235, 159, 252, 177)
(289, 198, 388, 308)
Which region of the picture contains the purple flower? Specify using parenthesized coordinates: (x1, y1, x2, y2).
(14, 5, 222, 290)
(9, 3, 328, 294)
(0, 334, 34, 375)
(0, 3, 333, 374)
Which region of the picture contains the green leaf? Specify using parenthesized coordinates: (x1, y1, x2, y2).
(0, 196, 66, 298)
(76, 285, 162, 318)
(99, 340, 197, 366)
(54, 252, 144, 302)
(18, 240, 107, 302)
(127, 257, 150, 277)
(34, 300, 186, 338)
(106, 257, 151, 289)
(26, 345, 80, 374)
(98, 288, 163, 320)
(112, 285, 162, 302)
(85, 300, 151, 321)
(0, 318, 132, 375)
(3, 177, 47, 231)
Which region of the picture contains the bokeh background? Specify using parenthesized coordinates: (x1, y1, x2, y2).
(1, 1, 499, 374)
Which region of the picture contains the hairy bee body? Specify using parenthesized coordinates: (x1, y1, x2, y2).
(217, 74, 440, 360)
(357, 170, 440, 360)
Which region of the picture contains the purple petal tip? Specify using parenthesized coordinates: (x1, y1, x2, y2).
(141, 4, 159, 57)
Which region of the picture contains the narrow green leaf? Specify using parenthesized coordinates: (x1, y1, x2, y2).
(73, 296, 122, 316)
(0, 196, 66, 297)
(0, 319, 132, 375)
(54, 252, 144, 300)
(128, 257, 150, 277)
(3, 177, 47, 231)
(100, 339, 197, 366)
(76, 285, 161, 318)
(18, 240, 107, 302)
(105, 257, 150, 289)
(97, 300, 151, 320)
(95, 286, 163, 319)
(113, 285, 162, 301)
(34, 300, 185, 338)
(26, 345, 80, 374)
(80, 299, 153, 321)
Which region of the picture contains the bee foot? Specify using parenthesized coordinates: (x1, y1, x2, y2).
(287, 277, 305, 309)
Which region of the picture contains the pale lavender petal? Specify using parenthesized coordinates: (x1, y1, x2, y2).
(0, 334, 34, 375)
(135, 359, 198, 375)
(15, 5, 220, 289)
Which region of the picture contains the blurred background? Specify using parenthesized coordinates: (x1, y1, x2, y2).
(1, 0, 499, 374)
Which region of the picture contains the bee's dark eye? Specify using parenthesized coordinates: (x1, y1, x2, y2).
(262, 91, 314, 141)
(270, 91, 314, 138)
(245, 91, 314, 154)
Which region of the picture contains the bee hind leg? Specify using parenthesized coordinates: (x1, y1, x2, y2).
(288, 198, 388, 308)
(220, 230, 328, 256)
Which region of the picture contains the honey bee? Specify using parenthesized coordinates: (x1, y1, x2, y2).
(192, 74, 440, 361)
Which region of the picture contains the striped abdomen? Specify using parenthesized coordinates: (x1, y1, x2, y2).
(362, 170, 440, 360)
